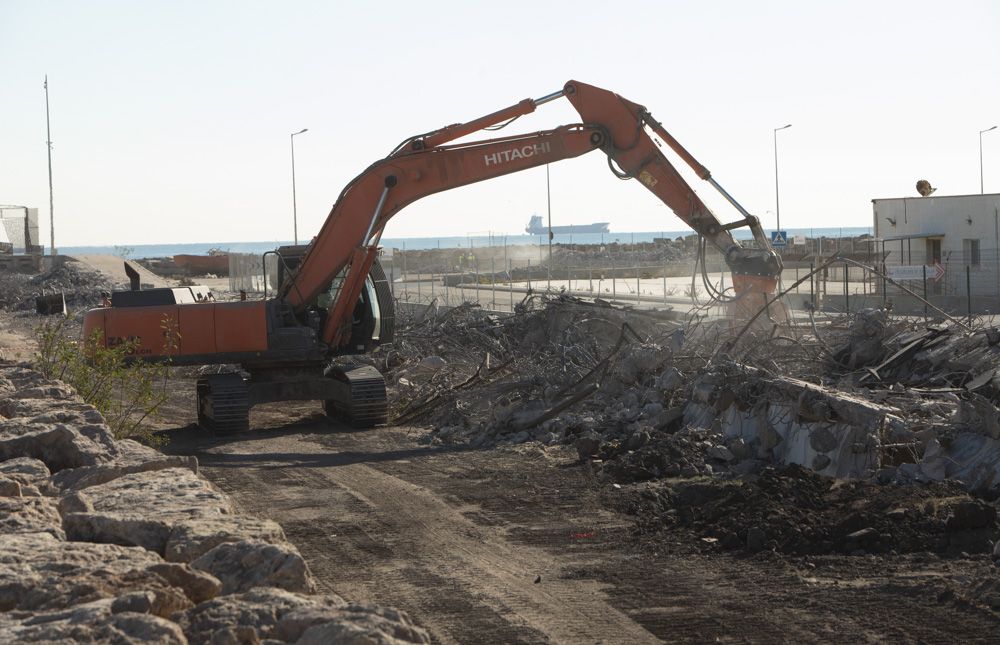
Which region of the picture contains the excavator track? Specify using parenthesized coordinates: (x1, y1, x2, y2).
(323, 363, 388, 428)
(196, 373, 250, 434)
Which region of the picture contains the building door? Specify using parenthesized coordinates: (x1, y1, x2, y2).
(925, 238, 942, 264)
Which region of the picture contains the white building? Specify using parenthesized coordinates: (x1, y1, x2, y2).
(872, 193, 1000, 297)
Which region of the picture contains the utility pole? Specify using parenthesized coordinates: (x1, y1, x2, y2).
(44, 75, 55, 255)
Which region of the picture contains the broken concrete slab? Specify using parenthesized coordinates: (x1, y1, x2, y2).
(685, 363, 892, 479)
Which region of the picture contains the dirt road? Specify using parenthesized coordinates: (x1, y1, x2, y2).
(159, 397, 1000, 644)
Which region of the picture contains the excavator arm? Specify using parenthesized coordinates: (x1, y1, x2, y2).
(282, 80, 782, 349)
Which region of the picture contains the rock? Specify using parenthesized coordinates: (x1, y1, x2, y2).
(0, 424, 111, 472)
(419, 355, 447, 369)
(0, 476, 20, 496)
(656, 366, 684, 392)
(289, 604, 432, 644)
(812, 454, 832, 471)
(63, 467, 234, 555)
(510, 431, 530, 444)
(59, 490, 95, 514)
(846, 527, 878, 542)
(918, 438, 947, 481)
(615, 345, 665, 384)
(627, 430, 650, 450)
(110, 590, 157, 615)
(164, 516, 287, 563)
(575, 432, 602, 461)
(146, 563, 222, 604)
(809, 427, 838, 453)
(176, 587, 340, 643)
(654, 407, 684, 431)
(726, 437, 750, 460)
(191, 539, 317, 595)
(0, 533, 161, 612)
(641, 402, 664, 418)
(0, 496, 64, 539)
(52, 439, 198, 491)
(0, 456, 51, 488)
(946, 501, 997, 531)
(706, 445, 735, 462)
(745, 527, 767, 553)
(0, 598, 187, 644)
(176, 588, 429, 645)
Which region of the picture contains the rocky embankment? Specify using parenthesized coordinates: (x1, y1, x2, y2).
(0, 362, 429, 643)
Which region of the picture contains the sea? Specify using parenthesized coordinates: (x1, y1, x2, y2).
(61, 227, 874, 259)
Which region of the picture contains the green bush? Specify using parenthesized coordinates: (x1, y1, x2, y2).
(34, 318, 172, 445)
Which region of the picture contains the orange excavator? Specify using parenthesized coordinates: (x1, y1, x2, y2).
(83, 80, 782, 432)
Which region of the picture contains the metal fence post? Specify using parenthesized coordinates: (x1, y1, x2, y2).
(509, 259, 514, 311)
(491, 258, 496, 310)
(843, 262, 849, 313)
(612, 257, 616, 301)
(967, 264, 973, 324)
(809, 261, 814, 308)
(527, 258, 532, 291)
(922, 265, 928, 318)
(663, 265, 667, 305)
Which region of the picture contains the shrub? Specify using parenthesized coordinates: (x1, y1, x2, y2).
(34, 318, 173, 445)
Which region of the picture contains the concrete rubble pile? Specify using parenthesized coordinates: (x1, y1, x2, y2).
(383, 301, 1000, 495)
(0, 260, 121, 311)
(0, 362, 429, 644)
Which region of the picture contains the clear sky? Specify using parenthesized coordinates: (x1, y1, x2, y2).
(2, 0, 998, 247)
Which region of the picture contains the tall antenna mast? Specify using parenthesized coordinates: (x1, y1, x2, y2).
(44, 75, 55, 255)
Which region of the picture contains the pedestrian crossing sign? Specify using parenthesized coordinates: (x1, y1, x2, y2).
(770, 231, 788, 247)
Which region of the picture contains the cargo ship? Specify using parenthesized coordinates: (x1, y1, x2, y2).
(524, 214, 609, 236)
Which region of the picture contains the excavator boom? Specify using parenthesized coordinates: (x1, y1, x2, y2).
(282, 80, 781, 348)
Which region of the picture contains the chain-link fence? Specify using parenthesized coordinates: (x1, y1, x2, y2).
(382, 244, 1000, 319)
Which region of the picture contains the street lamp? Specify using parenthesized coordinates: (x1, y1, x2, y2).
(773, 124, 792, 234)
(980, 126, 997, 194)
(290, 128, 308, 245)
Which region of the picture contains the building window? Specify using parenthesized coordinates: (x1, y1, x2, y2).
(963, 239, 981, 266)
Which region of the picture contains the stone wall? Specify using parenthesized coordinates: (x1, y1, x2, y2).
(0, 362, 429, 644)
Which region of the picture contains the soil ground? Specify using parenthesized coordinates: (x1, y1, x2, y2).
(150, 385, 1000, 644)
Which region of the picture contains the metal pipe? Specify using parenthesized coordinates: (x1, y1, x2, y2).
(363, 184, 391, 246)
(533, 90, 564, 107)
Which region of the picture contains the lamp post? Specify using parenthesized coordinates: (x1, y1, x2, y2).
(773, 124, 792, 234)
(980, 126, 997, 194)
(290, 128, 308, 245)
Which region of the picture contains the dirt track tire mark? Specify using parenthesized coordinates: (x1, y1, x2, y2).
(203, 433, 660, 644)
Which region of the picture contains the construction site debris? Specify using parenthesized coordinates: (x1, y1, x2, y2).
(0, 259, 122, 312)
(377, 297, 1000, 557)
